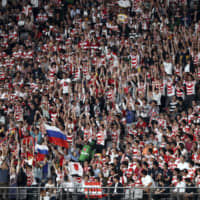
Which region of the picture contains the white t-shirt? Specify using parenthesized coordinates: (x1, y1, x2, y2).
(174, 181, 186, 193)
(163, 61, 173, 75)
(184, 64, 190, 72)
(177, 162, 189, 170)
(2, 0, 7, 7)
(60, 78, 71, 94)
(152, 92, 161, 105)
(118, 0, 131, 8)
(141, 175, 155, 188)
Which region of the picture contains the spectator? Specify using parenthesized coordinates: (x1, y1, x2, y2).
(0, 160, 9, 200)
(0, 0, 200, 199)
(141, 169, 155, 200)
(111, 175, 124, 200)
(173, 175, 186, 200)
(184, 178, 196, 200)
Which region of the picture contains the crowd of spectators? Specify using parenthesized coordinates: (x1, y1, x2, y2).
(0, 0, 200, 199)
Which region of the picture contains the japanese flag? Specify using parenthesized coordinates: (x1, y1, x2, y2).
(68, 162, 83, 177)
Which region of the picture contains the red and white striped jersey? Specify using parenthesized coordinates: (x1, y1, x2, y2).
(120, 175, 127, 185)
(176, 85, 184, 98)
(82, 65, 89, 77)
(171, 176, 178, 186)
(48, 68, 57, 81)
(8, 93, 18, 102)
(4, 58, 14, 68)
(56, 170, 64, 183)
(168, 162, 178, 170)
(9, 31, 18, 41)
(42, 44, 49, 52)
(197, 68, 200, 79)
(188, 113, 195, 125)
(13, 50, 22, 59)
(158, 118, 167, 129)
(78, 40, 90, 50)
(22, 5, 32, 16)
(130, 54, 139, 68)
(182, 125, 190, 133)
(24, 50, 34, 59)
(66, 133, 73, 145)
(83, 128, 92, 143)
(126, 167, 134, 178)
(195, 175, 200, 187)
(172, 125, 179, 135)
(159, 82, 165, 95)
(90, 42, 99, 50)
(111, 130, 120, 143)
(50, 112, 57, 122)
(36, 13, 48, 22)
(0, 71, 5, 80)
(192, 153, 200, 163)
(99, 56, 106, 66)
(188, 167, 196, 178)
(193, 53, 200, 65)
(166, 81, 175, 96)
(26, 170, 34, 186)
(132, 146, 141, 158)
(137, 83, 146, 95)
(96, 130, 106, 146)
(175, 66, 182, 76)
(60, 79, 71, 94)
(0, 51, 7, 59)
(127, 126, 137, 137)
(185, 81, 196, 95)
(29, 82, 38, 91)
(83, 166, 91, 175)
(14, 106, 23, 121)
(106, 89, 114, 101)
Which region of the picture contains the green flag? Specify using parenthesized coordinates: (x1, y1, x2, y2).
(79, 145, 91, 161)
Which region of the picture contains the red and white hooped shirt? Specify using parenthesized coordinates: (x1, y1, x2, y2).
(195, 175, 200, 187)
(82, 127, 93, 143)
(14, 106, 23, 121)
(185, 81, 196, 95)
(73, 67, 81, 81)
(176, 85, 185, 99)
(130, 54, 139, 68)
(22, 5, 32, 16)
(111, 129, 120, 144)
(96, 130, 107, 146)
(66, 133, 73, 145)
(166, 80, 175, 96)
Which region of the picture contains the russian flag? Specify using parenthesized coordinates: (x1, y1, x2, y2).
(44, 124, 69, 149)
(36, 144, 48, 161)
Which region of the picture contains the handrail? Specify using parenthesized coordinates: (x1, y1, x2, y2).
(1, 186, 199, 200)
(0, 186, 199, 189)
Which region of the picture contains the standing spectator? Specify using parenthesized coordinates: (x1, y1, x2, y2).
(141, 169, 155, 200)
(111, 175, 124, 200)
(0, 160, 9, 200)
(173, 175, 186, 200)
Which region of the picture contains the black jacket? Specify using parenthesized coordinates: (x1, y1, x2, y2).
(111, 182, 124, 199)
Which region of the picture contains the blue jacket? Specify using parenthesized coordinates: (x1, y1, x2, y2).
(0, 168, 9, 184)
(126, 110, 135, 124)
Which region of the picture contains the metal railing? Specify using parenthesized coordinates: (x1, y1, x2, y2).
(0, 186, 199, 200)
